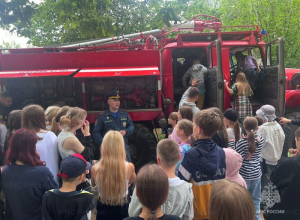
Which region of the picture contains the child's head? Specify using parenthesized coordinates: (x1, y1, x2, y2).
(188, 87, 199, 102)
(193, 110, 222, 139)
(243, 117, 258, 154)
(235, 72, 248, 83)
(59, 107, 87, 130)
(22, 104, 46, 133)
(208, 107, 229, 143)
(256, 105, 276, 122)
(101, 131, 126, 160)
(176, 119, 195, 145)
(96, 131, 127, 206)
(223, 108, 240, 143)
(168, 112, 178, 126)
(7, 110, 22, 130)
(157, 139, 180, 168)
(51, 106, 70, 135)
(57, 154, 92, 185)
(254, 116, 264, 126)
(45, 106, 60, 127)
(209, 179, 255, 220)
(295, 128, 300, 150)
(178, 106, 193, 121)
(136, 164, 169, 218)
(235, 72, 251, 96)
(5, 129, 44, 166)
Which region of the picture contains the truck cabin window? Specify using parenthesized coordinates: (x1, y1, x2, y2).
(172, 48, 206, 109)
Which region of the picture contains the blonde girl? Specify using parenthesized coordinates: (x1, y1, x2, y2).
(234, 116, 264, 220)
(175, 119, 194, 175)
(209, 179, 255, 220)
(57, 107, 94, 161)
(45, 106, 60, 130)
(224, 72, 253, 118)
(91, 131, 136, 220)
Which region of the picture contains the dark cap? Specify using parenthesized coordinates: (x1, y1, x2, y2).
(223, 108, 238, 122)
(57, 154, 92, 179)
(105, 90, 120, 99)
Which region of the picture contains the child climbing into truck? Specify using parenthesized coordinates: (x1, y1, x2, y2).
(224, 72, 253, 118)
(182, 56, 207, 110)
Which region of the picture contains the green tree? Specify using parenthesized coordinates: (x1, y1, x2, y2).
(219, 0, 300, 68)
(0, 40, 21, 49)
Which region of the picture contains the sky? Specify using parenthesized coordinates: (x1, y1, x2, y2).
(0, 29, 30, 48)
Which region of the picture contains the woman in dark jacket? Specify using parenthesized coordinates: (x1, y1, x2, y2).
(2, 129, 58, 220)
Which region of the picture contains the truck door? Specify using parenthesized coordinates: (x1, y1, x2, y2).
(264, 38, 286, 116)
(206, 39, 224, 110)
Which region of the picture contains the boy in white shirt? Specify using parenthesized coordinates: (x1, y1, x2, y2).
(128, 139, 194, 220)
(256, 105, 285, 191)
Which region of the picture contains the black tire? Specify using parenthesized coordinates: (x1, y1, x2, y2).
(282, 112, 300, 158)
(128, 123, 157, 172)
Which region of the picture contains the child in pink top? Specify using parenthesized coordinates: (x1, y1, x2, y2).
(169, 106, 193, 144)
(223, 148, 247, 188)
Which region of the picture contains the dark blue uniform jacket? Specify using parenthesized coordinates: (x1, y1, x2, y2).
(92, 109, 134, 147)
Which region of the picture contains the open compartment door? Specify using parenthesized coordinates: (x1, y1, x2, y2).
(205, 39, 224, 110)
(264, 38, 286, 116)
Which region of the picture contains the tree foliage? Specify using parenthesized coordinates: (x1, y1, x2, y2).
(219, 0, 300, 67)
(0, 40, 21, 49)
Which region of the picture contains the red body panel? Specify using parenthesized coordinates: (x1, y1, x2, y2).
(0, 50, 160, 71)
(285, 90, 300, 108)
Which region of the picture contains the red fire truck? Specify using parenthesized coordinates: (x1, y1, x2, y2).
(0, 15, 299, 169)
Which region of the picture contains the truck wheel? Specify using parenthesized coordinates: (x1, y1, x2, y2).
(128, 124, 157, 172)
(282, 112, 300, 157)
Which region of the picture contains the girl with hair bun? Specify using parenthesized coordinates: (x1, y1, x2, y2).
(234, 116, 264, 220)
(124, 164, 181, 220)
(50, 106, 70, 136)
(57, 107, 94, 162)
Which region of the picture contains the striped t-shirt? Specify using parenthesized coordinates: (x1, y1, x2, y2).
(234, 134, 264, 180)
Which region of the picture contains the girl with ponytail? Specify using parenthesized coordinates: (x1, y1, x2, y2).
(223, 108, 241, 145)
(174, 119, 195, 175)
(57, 107, 94, 162)
(124, 164, 181, 220)
(234, 116, 264, 220)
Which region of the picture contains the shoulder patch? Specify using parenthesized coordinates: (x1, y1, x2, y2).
(79, 190, 93, 195)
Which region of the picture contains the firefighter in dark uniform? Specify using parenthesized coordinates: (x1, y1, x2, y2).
(92, 90, 134, 162)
